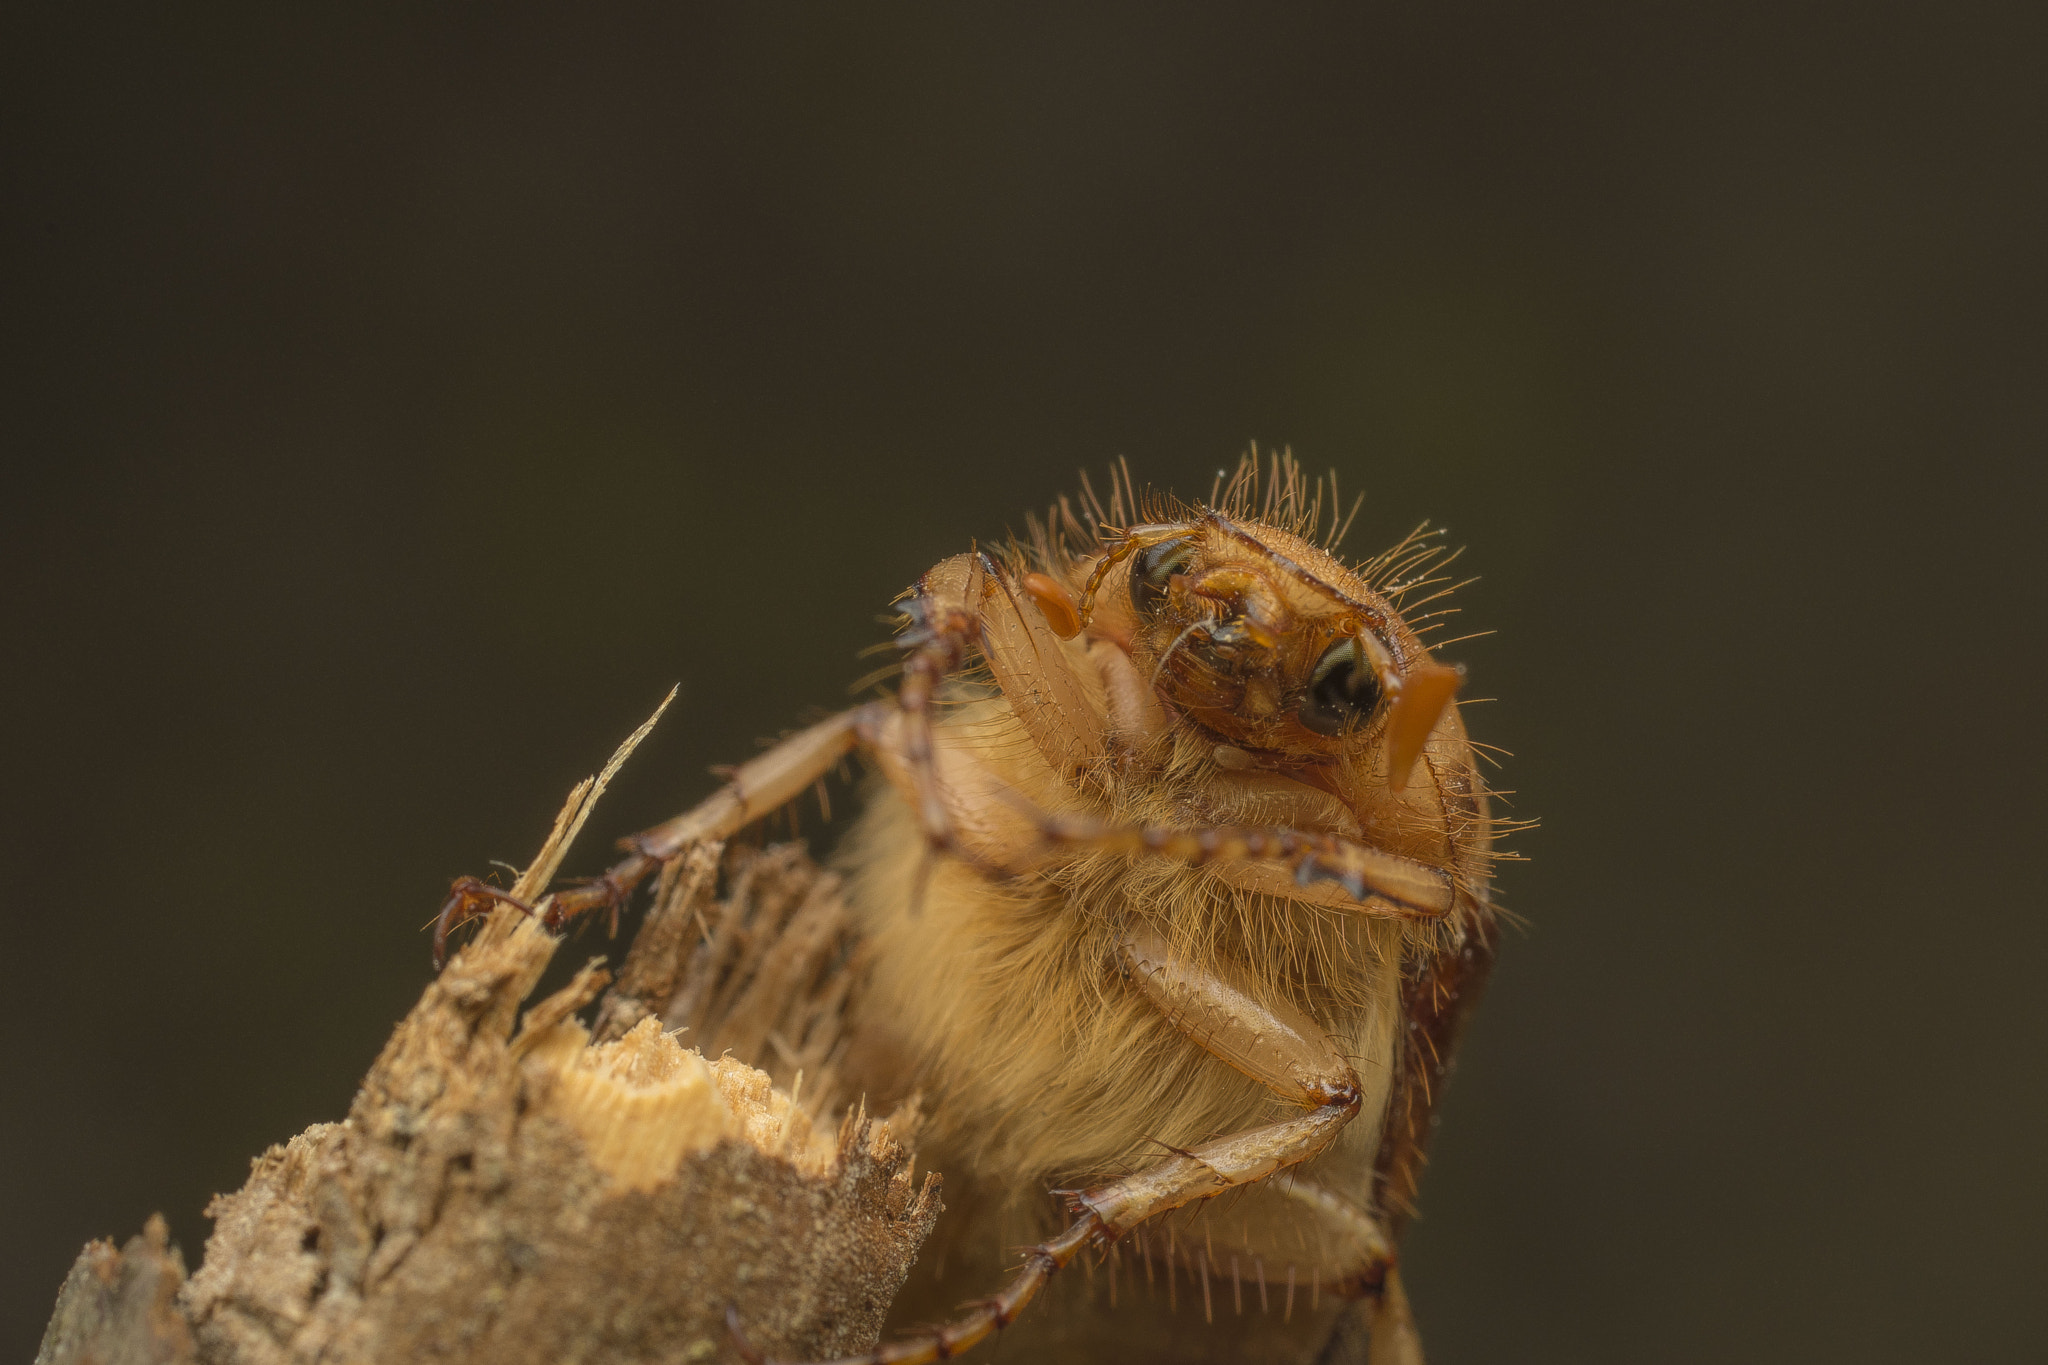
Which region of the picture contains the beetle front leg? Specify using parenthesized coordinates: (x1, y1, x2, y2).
(1029, 813, 1460, 920)
(886, 558, 989, 855)
(605, 578, 988, 904)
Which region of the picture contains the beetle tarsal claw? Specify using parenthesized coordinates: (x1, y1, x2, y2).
(1383, 663, 1464, 793)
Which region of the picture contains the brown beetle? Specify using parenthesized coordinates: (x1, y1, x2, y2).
(440, 451, 1510, 1364)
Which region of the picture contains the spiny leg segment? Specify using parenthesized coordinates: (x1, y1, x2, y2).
(726, 927, 1393, 1365)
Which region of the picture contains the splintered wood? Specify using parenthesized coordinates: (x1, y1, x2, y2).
(597, 841, 874, 1118)
(39, 712, 938, 1365)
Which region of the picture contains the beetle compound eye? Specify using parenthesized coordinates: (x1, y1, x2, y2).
(1299, 638, 1385, 736)
(1128, 537, 1196, 616)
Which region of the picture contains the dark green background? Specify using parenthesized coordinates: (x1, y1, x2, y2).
(5, 6, 2043, 1361)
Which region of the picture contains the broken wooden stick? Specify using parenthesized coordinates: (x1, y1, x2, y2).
(39, 699, 938, 1365)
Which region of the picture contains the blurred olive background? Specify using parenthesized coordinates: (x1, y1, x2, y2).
(5, 5, 2043, 1362)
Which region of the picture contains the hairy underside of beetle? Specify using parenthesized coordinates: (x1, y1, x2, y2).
(436, 450, 1512, 1365)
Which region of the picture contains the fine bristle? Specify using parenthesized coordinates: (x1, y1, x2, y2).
(1031, 450, 1471, 633)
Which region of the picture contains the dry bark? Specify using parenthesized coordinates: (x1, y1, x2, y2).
(39, 701, 939, 1365)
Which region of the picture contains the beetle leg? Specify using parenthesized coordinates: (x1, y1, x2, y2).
(453, 559, 1007, 956)
(431, 877, 534, 969)
(887, 556, 997, 854)
(895, 550, 1108, 808)
(733, 927, 1389, 1365)
(1027, 813, 1459, 920)
(1267, 1177, 1397, 1298)
(531, 707, 873, 938)
(1079, 927, 1382, 1245)
(727, 1215, 1098, 1365)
